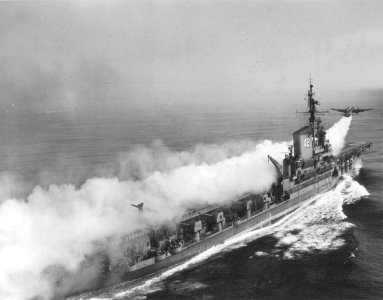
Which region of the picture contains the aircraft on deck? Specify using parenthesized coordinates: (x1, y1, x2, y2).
(330, 106, 373, 117)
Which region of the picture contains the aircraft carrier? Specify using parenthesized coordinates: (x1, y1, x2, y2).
(76, 81, 372, 294)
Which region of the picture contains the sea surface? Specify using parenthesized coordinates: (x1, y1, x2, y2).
(0, 98, 382, 300)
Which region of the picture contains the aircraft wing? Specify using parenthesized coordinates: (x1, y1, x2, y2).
(354, 108, 373, 113)
(331, 108, 347, 113)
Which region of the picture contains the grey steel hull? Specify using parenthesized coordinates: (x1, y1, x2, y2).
(112, 170, 340, 287)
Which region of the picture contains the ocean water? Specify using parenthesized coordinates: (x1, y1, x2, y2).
(0, 99, 382, 300)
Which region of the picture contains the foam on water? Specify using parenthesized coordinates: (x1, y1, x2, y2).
(271, 175, 369, 260)
(75, 173, 369, 300)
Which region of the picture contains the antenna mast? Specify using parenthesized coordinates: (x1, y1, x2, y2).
(307, 77, 318, 138)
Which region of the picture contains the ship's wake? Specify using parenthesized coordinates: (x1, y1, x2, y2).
(268, 174, 368, 260)
(75, 173, 369, 300)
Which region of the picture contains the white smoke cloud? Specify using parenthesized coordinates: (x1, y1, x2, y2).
(0, 139, 288, 300)
(0, 179, 144, 300)
(0, 117, 351, 300)
(0, 172, 31, 204)
(326, 116, 352, 156)
(116, 139, 261, 181)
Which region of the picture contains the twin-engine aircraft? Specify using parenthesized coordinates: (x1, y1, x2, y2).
(330, 106, 373, 117)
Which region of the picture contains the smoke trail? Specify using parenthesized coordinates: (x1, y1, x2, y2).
(0, 117, 352, 300)
(33, 139, 262, 190)
(326, 116, 352, 156)
(116, 139, 261, 181)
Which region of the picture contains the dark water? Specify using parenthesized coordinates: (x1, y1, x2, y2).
(0, 99, 382, 300)
(139, 174, 383, 300)
(110, 171, 382, 300)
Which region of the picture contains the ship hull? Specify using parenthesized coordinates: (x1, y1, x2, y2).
(108, 169, 341, 288)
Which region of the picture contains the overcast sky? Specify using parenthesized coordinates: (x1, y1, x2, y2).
(0, 0, 382, 113)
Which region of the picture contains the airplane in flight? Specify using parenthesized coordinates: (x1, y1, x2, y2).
(330, 106, 373, 117)
(131, 202, 144, 212)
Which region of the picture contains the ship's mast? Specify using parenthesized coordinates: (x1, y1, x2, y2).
(307, 78, 318, 140)
(306, 79, 331, 156)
